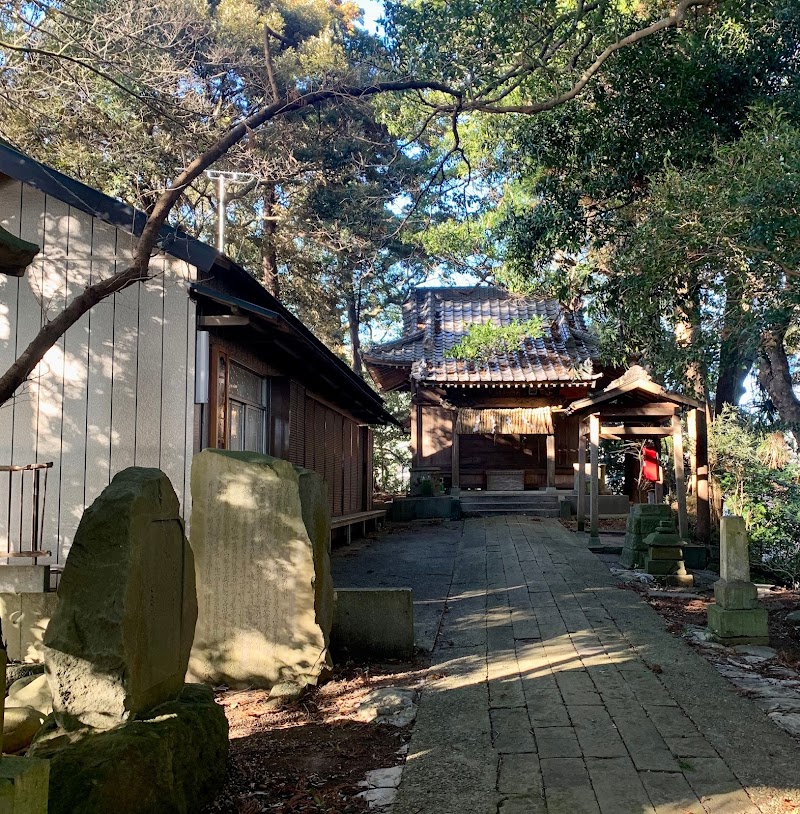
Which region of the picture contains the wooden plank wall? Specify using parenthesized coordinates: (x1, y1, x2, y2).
(287, 384, 366, 517)
(455, 413, 581, 489)
(0, 178, 196, 564)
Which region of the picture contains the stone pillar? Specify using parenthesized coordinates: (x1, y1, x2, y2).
(707, 516, 768, 645)
(576, 426, 587, 533)
(546, 434, 556, 493)
(589, 414, 600, 542)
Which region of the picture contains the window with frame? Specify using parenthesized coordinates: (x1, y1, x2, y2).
(228, 362, 269, 453)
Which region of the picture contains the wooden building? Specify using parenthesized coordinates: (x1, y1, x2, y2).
(0, 143, 391, 565)
(364, 286, 613, 493)
(566, 365, 711, 543)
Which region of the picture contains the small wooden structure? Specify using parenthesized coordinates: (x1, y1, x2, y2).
(565, 366, 711, 542)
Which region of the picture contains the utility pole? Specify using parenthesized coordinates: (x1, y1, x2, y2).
(204, 170, 256, 254)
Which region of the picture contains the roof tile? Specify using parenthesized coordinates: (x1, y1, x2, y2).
(364, 286, 598, 385)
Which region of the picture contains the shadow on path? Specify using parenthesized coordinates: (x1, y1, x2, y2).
(346, 517, 800, 814)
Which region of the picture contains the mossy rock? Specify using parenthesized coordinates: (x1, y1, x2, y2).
(28, 684, 228, 814)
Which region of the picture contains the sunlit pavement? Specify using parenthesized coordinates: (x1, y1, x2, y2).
(352, 517, 800, 814)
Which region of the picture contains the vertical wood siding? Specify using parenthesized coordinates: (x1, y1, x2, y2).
(0, 178, 196, 563)
(296, 393, 367, 518)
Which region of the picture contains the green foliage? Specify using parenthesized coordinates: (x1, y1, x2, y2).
(711, 406, 800, 586)
(373, 390, 411, 495)
(446, 317, 544, 363)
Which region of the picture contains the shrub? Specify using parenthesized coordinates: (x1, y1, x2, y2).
(711, 406, 800, 586)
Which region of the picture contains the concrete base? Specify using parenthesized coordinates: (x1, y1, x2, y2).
(707, 603, 769, 645)
(390, 497, 460, 522)
(565, 494, 630, 519)
(331, 588, 414, 661)
(0, 567, 49, 594)
(0, 755, 49, 813)
(714, 580, 758, 609)
(0, 592, 58, 663)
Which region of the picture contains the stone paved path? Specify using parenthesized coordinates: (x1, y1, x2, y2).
(389, 517, 800, 814)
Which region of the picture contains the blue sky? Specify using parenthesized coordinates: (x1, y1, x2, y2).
(359, 0, 385, 34)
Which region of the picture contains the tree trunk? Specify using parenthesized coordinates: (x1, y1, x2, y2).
(758, 322, 800, 443)
(674, 278, 709, 401)
(715, 291, 755, 414)
(345, 292, 363, 376)
(261, 185, 280, 298)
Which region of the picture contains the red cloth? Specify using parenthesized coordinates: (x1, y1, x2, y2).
(642, 446, 659, 482)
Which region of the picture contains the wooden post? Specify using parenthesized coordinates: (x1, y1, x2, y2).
(577, 424, 587, 532)
(694, 407, 711, 543)
(672, 414, 689, 540)
(589, 413, 600, 541)
(412, 399, 422, 468)
(546, 433, 556, 492)
(451, 426, 460, 493)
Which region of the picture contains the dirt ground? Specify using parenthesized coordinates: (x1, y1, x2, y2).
(203, 663, 424, 814)
(630, 583, 800, 668)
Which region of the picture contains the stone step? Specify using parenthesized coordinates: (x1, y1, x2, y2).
(460, 498, 560, 507)
(459, 492, 559, 502)
(461, 508, 561, 517)
(459, 501, 558, 510)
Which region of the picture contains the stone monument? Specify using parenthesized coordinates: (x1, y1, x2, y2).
(620, 503, 673, 568)
(43, 467, 198, 730)
(27, 467, 228, 814)
(188, 450, 334, 690)
(643, 519, 693, 587)
(707, 516, 768, 645)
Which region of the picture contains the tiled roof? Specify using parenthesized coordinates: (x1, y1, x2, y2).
(364, 286, 598, 386)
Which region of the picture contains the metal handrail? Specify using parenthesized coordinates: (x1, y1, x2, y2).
(1, 462, 53, 561)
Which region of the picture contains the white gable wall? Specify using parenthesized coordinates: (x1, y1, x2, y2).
(0, 177, 197, 564)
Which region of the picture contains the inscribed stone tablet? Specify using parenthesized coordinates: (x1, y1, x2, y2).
(188, 450, 331, 689)
(720, 516, 750, 583)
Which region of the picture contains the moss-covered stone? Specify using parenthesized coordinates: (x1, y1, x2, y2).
(43, 468, 197, 731)
(707, 604, 769, 645)
(0, 755, 49, 813)
(27, 684, 227, 814)
(620, 505, 673, 568)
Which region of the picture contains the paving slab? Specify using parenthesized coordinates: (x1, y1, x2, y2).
(345, 517, 800, 814)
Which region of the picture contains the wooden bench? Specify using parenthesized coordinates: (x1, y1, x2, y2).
(330, 509, 387, 544)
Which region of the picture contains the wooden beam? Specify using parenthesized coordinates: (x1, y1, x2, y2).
(600, 426, 672, 438)
(590, 413, 600, 541)
(546, 434, 556, 492)
(673, 414, 688, 539)
(595, 404, 679, 418)
(577, 425, 587, 532)
(693, 407, 711, 543)
(198, 315, 250, 327)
